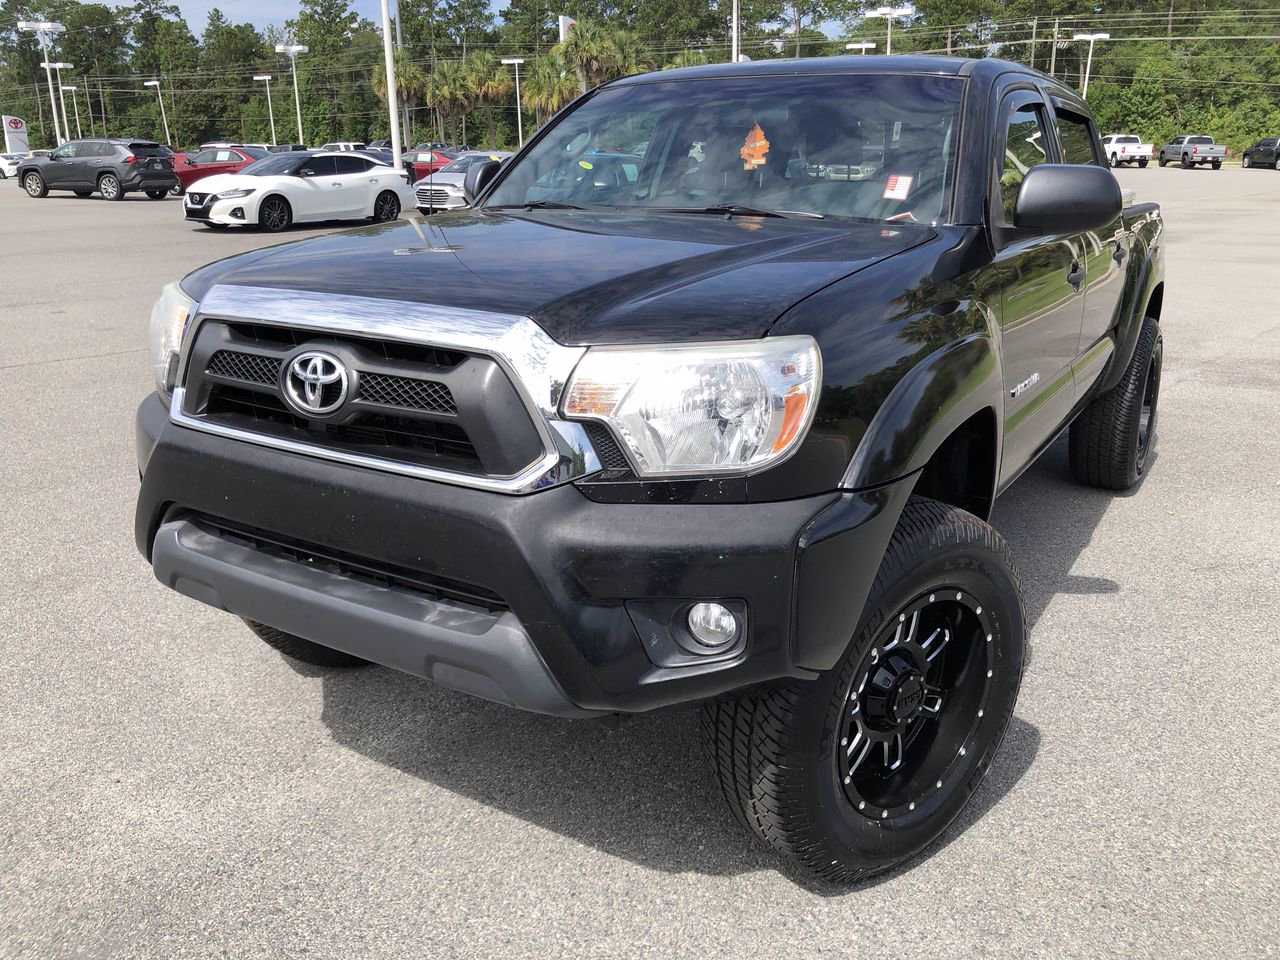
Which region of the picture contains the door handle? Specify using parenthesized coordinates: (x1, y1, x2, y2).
(331, 182, 342, 186)
(1112, 244, 1127, 264)
(1067, 262, 1085, 289)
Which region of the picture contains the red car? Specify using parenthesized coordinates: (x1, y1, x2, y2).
(400, 149, 454, 182)
(173, 145, 269, 193)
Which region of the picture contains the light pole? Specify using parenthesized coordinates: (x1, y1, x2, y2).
(866, 5, 914, 56)
(1072, 32, 1110, 99)
(143, 79, 171, 145)
(501, 58, 525, 146)
(375, 0, 402, 164)
(18, 21, 65, 145)
(254, 74, 277, 145)
(276, 44, 309, 146)
(61, 85, 82, 138)
(845, 40, 877, 55)
(44, 63, 74, 145)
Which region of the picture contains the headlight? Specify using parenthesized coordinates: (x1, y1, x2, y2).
(216, 188, 255, 200)
(148, 282, 195, 396)
(562, 336, 821, 477)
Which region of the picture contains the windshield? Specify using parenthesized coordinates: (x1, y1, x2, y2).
(441, 155, 492, 174)
(240, 153, 313, 176)
(487, 74, 963, 223)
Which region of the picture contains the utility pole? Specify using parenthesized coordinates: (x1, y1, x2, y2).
(1029, 18, 1037, 71)
(393, 0, 409, 146)
(731, 0, 740, 63)
(254, 74, 277, 145)
(1048, 18, 1059, 78)
(377, 0, 402, 164)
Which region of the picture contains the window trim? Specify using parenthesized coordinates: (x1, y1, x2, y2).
(1052, 106, 1104, 167)
(990, 90, 1056, 236)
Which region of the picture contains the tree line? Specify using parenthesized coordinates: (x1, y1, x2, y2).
(2, 0, 1279, 153)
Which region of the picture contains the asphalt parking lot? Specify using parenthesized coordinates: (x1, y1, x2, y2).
(2, 169, 1278, 959)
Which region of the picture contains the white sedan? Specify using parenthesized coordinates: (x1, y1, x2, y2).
(0, 153, 22, 179)
(183, 151, 414, 231)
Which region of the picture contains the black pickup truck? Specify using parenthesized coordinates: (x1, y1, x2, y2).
(135, 57, 1164, 883)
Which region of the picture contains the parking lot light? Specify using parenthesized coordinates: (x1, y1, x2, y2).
(865, 5, 914, 55)
(1072, 32, 1110, 99)
(501, 58, 525, 146)
(275, 45, 309, 146)
(253, 75, 277, 145)
(19, 21, 66, 144)
(60, 85, 81, 138)
(41, 62, 74, 145)
(143, 79, 171, 146)
(845, 40, 877, 54)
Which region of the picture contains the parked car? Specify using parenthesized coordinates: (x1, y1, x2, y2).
(413, 150, 512, 213)
(355, 147, 394, 165)
(173, 145, 269, 195)
(416, 141, 473, 152)
(1101, 133, 1151, 168)
(17, 138, 178, 200)
(1240, 136, 1280, 169)
(1158, 135, 1225, 169)
(267, 143, 308, 153)
(138, 56, 1165, 883)
(318, 141, 366, 152)
(400, 148, 454, 181)
(0, 153, 22, 179)
(181, 150, 413, 231)
(366, 138, 392, 149)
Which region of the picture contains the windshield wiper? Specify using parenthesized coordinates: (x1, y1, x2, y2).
(488, 200, 588, 211)
(650, 204, 825, 220)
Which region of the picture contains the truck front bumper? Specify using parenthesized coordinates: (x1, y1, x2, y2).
(135, 392, 913, 716)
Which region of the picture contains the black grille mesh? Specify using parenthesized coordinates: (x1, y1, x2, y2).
(357, 372, 456, 414)
(207, 350, 282, 385)
(584, 422, 632, 472)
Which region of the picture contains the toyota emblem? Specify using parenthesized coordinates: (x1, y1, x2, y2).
(283, 350, 348, 415)
(7, 118, 22, 129)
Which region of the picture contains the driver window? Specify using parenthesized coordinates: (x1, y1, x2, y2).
(998, 104, 1049, 222)
(191, 150, 218, 164)
(52, 143, 77, 160)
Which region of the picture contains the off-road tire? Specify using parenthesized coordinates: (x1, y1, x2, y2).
(244, 620, 370, 668)
(23, 172, 47, 197)
(98, 173, 123, 200)
(701, 496, 1025, 884)
(1069, 315, 1163, 490)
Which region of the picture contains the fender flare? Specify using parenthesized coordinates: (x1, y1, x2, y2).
(841, 329, 1004, 492)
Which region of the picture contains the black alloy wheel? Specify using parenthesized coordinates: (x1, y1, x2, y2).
(258, 195, 292, 232)
(24, 172, 47, 197)
(838, 590, 993, 820)
(372, 190, 401, 223)
(98, 173, 122, 200)
(1135, 330, 1163, 475)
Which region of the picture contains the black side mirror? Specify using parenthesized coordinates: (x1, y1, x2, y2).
(1013, 164, 1122, 234)
(463, 160, 501, 204)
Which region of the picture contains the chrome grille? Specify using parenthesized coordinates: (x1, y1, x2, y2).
(357, 372, 455, 414)
(207, 350, 281, 385)
(415, 187, 452, 205)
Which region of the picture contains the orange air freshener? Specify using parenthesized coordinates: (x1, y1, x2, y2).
(741, 122, 770, 170)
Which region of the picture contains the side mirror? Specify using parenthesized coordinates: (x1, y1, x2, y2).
(463, 159, 501, 204)
(1014, 164, 1122, 233)
(298, 166, 316, 178)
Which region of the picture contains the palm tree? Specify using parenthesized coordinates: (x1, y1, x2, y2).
(521, 54, 578, 128)
(664, 50, 709, 70)
(607, 30, 653, 79)
(465, 51, 512, 151)
(555, 18, 614, 93)
(373, 48, 426, 145)
(425, 59, 472, 147)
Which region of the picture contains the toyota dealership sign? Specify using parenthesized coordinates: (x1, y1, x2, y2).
(3, 116, 29, 154)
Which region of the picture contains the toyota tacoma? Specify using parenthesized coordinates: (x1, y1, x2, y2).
(135, 57, 1165, 883)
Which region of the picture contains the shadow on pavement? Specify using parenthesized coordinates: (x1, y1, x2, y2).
(311, 434, 1125, 884)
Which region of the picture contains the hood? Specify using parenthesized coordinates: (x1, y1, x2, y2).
(182, 209, 937, 345)
(414, 171, 465, 188)
(185, 173, 248, 194)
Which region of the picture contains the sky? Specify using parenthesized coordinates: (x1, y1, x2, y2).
(134, 0, 505, 35)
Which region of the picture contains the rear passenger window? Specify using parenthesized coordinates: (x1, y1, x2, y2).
(1056, 110, 1100, 165)
(998, 104, 1049, 221)
(336, 155, 371, 174)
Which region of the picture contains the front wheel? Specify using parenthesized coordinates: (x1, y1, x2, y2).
(1069, 315, 1162, 490)
(371, 190, 401, 223)
(98, 173, 123, 200)
(244, 620, 369, 668)
(258, 195, 292, 232)
(702, 497, 1025, 884)
(1109, 153, 1119, 168)
(23, 172, 47, 197)
(1180, 154, 1191, 169)
(1158, 154, 1167, 167)
(1243, 154, 1253, 169)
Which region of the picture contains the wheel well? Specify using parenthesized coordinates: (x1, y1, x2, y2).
(912, 408, 998, 520)
(1145, 283, 1163, 322)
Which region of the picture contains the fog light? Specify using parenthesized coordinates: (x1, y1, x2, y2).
(687, 602, 738, 648)
(230, 206, 245, 219)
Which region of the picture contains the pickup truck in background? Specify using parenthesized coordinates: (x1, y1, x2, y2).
(1159, 134, 1226, 169)
(135, 57, 1165, 884)
(1102, 133, 1152, 167)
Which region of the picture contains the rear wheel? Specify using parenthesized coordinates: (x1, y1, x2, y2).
(372, 190, 401, 223)
(1180, 154, 1191, 169)
(1109, 153, 1119, 168)
(169, 183, 184, 197)
(1138, 159, 1148, 168)
(1243, 154, 1253, 169)
(98, 173, 123, 200)
(244, 620, 369, 668)
(258, 195, 292, 232)
(702, 497, 1024, 884)
(145, 189, 167, 200)
(1211, 160, 1222, 170)
(1069, 315, 1162, 490)
(23, 172, 47, 197)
